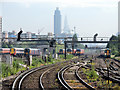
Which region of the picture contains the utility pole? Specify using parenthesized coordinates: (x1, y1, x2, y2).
(64, 41, 67, 60)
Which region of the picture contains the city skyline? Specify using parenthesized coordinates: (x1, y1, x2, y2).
(0, 0, 118, 37)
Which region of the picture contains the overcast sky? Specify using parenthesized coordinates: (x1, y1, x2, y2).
(0, 0, 119, 37)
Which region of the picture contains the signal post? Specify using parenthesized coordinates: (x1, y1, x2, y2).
(24, 51, 32, 66)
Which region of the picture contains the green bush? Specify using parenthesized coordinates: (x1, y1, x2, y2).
(59, 55, 64, 59)
(66, 54, 74, 59)
(2, 63, 12, 77)
(32, 57, 45, 66)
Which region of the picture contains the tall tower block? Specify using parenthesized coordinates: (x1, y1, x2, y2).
(118, 2, 120, 55)
(0, 17, 2, 76)
(0, 17, 2, 48)
(118, 1, 120, 34)
(54, 7, 61, 37)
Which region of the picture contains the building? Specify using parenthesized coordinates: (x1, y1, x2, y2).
(0, 17, 2, 47)
(118, 1, 120, 35)
(61, 16, 74, 37)
(8, 30, 17, 37)
(54, 8, 74, 38)
(54, 7, 61, 37)
(48, 32, 54, 40)
(8, 31, 17, 42)
(2, 31, 8, 42)
(21, 32, 31, 39)
(118, 1, 120, 54)
(63, 16, 70, 34)
(31, 33, 37, 38)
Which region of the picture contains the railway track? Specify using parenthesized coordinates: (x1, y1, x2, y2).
(57, 62, 96, 90)
(5, 55, 119, 90)
(33, 56, 91, 89)
(76, 66, 95, 90)
(58, 65, 73, 90)
(39, 63, 76, 89)
(95, 58, 120, 84)
(39, 65, 65, 89)
(12, 58, 80, 90)
(12, 65, 49, 90)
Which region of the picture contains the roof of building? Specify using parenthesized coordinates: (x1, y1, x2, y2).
(9, 35, 17, 38)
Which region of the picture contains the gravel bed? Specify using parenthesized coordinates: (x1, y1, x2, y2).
(20, 58, 80, 89)
(63, 65, 88, 90)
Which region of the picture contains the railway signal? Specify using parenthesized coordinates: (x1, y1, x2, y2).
(17, 28, 23, 41)
(94, 33, 98, 41)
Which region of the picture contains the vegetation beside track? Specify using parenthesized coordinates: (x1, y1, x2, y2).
(29, 54, 75, 68)
(0, 58, 26, 79)
(0, 54, 76, 79)
(81, 62, 120, 89)
(107, 35, 119, 57)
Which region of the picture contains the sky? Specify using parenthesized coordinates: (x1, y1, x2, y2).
(0, 0, 119, 37)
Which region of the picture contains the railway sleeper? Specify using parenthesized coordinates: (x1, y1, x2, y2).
(109, 64, 118, 71)
(102, 68, 120, 76)
(111, 61, 120, 68)
(98, 71, 120, 84)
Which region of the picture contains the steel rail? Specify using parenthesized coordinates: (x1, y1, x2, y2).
(39, 67, 54, 90)
(18, 65, 48, 90)
(12, 65, 48, 90)
(57, 65, 73, 90)
(12, 67, 38, 90)
(75, 66, 95, 90)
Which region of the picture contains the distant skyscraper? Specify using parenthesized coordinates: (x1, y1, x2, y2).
(54, 7, 61, 37)
(118, 1, 120, 34)
(63, 16, 70, 34)
(0, 17, 2, 62)
(0, 17, 2, 47)
(118, 1, 120, 54)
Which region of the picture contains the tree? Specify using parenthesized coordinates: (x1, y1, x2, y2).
(72, 34, 78, 50)
(72, 34, 78, 41)
(107, 35, 119, 56)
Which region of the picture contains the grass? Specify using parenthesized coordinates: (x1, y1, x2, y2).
(0, 54, 76, 79)
(70, 80, 75, 83)
(0, 58, 26, 79)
